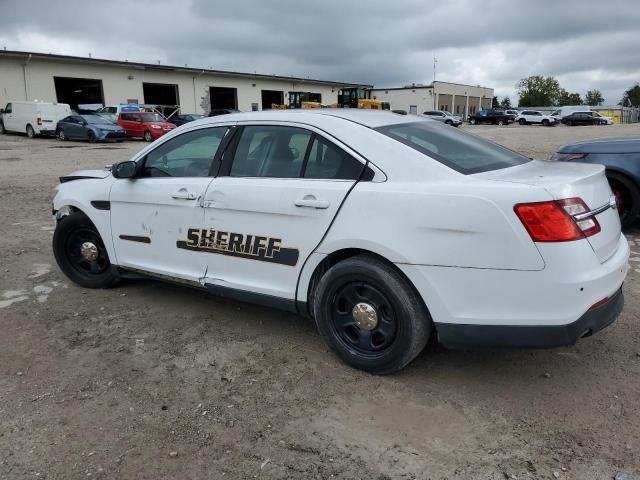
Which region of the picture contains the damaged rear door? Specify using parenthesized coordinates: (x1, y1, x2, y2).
(109, 126, 230, 283)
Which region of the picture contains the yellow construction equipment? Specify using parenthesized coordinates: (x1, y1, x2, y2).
(357, 99, 390, 110)
(301, 101, 322, 109)
(271, 103, 288, 109)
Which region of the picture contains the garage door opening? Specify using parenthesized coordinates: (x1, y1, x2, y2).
(261, 90, 284, 109)
(210, 87, 238, 110)
(143, 82, 179, 117)
(54, 77, 104, 111)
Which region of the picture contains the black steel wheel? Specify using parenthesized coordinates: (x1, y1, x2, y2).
(313, 254, 431, 374)
(330, 282, 398, 356)
(53, 212, 119, 288)
(607, 172, 640, 228)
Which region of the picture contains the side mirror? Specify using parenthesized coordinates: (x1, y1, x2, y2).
(112, 161, 137, 179)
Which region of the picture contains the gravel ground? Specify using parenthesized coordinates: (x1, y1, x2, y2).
(1, 123, 640, 480)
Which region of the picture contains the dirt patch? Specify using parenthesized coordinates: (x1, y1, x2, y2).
(1, 128, 639, 479)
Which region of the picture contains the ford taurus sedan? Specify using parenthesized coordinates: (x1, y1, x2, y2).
(52, 110, 629, 373)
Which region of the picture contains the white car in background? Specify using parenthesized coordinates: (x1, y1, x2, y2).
(420, 110, 463, 126)
(52, 110, 628, 374)
(516, 110, 558, 126)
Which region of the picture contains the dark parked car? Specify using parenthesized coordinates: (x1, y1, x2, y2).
(561, 112, 605, 126)
(56, 114, 126, 143)
(553, 137, 640, 227)
(208, 108, 240, 117)
(468, 109, 513, 126)
(167, 113, 205, 127)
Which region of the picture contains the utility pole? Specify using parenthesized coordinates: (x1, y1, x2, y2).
(433, 56, 437, 110)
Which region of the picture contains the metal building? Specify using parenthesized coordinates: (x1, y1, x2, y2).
(370, 81, 495, 118)
(0, 50, 369, 114)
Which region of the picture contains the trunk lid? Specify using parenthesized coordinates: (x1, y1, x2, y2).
(478, 160, 620, 263)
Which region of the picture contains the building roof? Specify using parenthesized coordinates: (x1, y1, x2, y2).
(371, 80, 493, 91)
(0, 50, 371, 89)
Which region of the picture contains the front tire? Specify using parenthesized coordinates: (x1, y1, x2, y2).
(445, 119, 453, 126)
(26, 124, 35, 138)
(313, 255, 431, 374)
(87, 130, 96, 143)
(469, 118, 476, 125)
(542, 119, 549, 126)
(53, 212, 119, 289)
(143, 131, 153, 142)
(497, 119, 505, 126)
(607, 172, 640, 228)
(518, 118, 526, 125)
(0, 121, 5, 134)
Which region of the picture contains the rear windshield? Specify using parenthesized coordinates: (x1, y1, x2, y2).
(375, 121, 530, 174)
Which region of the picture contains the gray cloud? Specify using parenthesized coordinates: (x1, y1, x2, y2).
(0, 0, 638, 104)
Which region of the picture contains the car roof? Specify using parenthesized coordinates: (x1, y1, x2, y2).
(199, 109, 419, 128)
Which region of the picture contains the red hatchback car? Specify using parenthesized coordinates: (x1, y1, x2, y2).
(117, 112, 176, 142)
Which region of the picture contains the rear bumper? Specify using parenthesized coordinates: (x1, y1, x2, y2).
(436, 287, 623, 349)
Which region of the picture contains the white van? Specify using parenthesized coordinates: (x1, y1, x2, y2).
(551, 105, 590, 121)
(0, 101, 72, 137)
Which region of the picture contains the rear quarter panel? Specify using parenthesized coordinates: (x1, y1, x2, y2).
(317, 178, 548, 270)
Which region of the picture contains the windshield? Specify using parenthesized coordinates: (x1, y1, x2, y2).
(375, 121, 530, 174)
(140, 113, 164, 122)
(82, 115, 114, 125)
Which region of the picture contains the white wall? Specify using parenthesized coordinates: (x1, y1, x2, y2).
(0, 56, 343, 113)
(370, 82, 494, 116)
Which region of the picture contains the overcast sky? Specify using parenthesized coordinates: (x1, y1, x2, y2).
(0, 0, 638, 105)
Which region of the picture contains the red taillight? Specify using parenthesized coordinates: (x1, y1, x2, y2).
(588, 296, 609, 311)
(37, 116, 42, 126)
(514, 197, 600, 242)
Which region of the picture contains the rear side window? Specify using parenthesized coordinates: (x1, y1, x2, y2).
(230, 126, 311, 178)
(375, 121, 530, 174)
(304, 136, 363, 180)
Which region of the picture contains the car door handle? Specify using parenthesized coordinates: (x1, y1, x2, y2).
(171, 189, 196, 200)
(294, 195, 329, 209)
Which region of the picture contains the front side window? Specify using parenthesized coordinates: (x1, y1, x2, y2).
(142, 127, 227, 178)
(140, 113, 163, 122)
(4, 103, 12, 114)
(375, 121, 530, 175)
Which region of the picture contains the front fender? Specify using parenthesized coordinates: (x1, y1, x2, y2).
(53, 179, 117, 265)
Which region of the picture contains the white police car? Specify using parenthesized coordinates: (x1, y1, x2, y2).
(52, 110, 629, 373)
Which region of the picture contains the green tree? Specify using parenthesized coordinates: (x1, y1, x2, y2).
(556, 89, 582, 106)
(584, 89, 604, 106)
(491, 96, 500, 108)
(621, 83, 640, 106)
(500, 96, 512, 109)
(517, 75, 561, 107)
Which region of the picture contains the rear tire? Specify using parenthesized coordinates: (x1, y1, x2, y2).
(497, 119, 505, 126)
(87, 130, 96, 143)
(469, 118, 476, 125)
(58, 129, 67, 141)
(607, 172, 640, 228)
(542, 119, 549, 126)
(53, 212, 119, 289)
(566, 120, 573, 126)
(143, 131, 153, 142)
(26, 124, 35, 138)
(313, 254, 431, 374)
(445, 119, 453, 126)
(0, 121, 5, 134)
